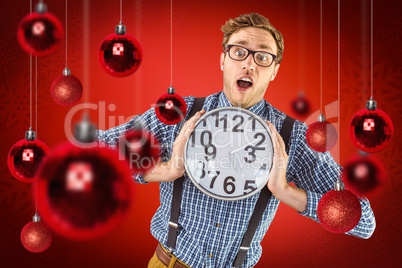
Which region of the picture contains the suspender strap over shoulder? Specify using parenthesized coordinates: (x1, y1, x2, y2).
(233, 115, 295, 267)
(166, 97, 206, 250)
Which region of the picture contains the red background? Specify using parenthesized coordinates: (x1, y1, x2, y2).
(1, 0, 401, 267)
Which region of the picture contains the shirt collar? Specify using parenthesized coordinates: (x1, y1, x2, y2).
(217, 91, 266, 118)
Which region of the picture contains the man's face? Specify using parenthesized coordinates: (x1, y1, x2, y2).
(220, 27, 280, 109)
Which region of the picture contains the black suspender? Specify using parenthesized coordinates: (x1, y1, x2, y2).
(166, 98, 296, 267)
(233, 115, 295, 267)
(167, 97, 206, 250)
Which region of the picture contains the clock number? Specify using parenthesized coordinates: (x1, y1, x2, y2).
(194, 161, 206, 179)
(248, 117, 257, 131)
(213, 111, 220, 127)
(232, 115, 244, 132)
(200, 130, 217, 160)
(212, 112, 228, 132)
(220, 114, 228, 132)
(244, 146, 257, 163)
(254, 133, 266, 148)
(223, 176, 236, 194)
(209, 171, 221, 188)
(244, 133, 266, 163)
(243, 180, 257, 194)
(201, 118, 207, 127)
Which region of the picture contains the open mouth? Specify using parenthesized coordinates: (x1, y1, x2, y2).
(236, 78, 253, 91)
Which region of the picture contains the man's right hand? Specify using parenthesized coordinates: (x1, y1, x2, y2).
(143, 109, 205, 182)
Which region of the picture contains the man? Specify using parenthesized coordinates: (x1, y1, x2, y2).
(97, 13, 375, 268)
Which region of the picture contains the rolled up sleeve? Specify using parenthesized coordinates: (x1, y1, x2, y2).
(288, 121, 376, 239)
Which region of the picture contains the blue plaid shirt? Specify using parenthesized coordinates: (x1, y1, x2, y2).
(97, 92, 375, 268)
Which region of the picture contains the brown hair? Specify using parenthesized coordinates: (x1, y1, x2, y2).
(221, 13, 284, 63)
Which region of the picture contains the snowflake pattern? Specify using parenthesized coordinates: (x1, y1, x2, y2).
(0, 69, 49, 134)
(327, 57, 402, 124)
(0, 38, 25, 77)
(0, 173, 33, 215)
(36, 51, 66, 81)
(0, 152, 33, 219)
(0, 216, 21, 263)
(0, 81, 31, 133)
(341, 4, 362, 32)
(297, 227, 336, 266)
(378, 8, 402, 43)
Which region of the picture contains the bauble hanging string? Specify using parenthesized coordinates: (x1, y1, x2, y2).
(9, 4, 50, 182)
(348, 0, 394, 153)
(18, 1, 53, 253)
(98, 0, 143, 77)
(306, 0, 338, 153)
(50, 0, 83, 106)
(17, 0, 63, 56)
(155, 0, 187, 125)
(317, 0, 361, 234)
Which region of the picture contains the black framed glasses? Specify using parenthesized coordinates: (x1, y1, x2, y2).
(225, 44, 277, 67)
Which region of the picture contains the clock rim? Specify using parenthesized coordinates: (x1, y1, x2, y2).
(184, 106, 274, 201)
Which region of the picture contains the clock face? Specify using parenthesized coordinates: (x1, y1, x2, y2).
(184, 107, 274, 201)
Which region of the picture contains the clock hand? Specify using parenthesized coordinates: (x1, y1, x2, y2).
(229, 139, 259, 155)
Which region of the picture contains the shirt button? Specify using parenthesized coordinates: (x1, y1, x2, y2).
(216, 223, 221, 228)
(209, 253, 213, 258)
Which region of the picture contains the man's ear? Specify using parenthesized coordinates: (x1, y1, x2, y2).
(220, 52, 225, 71)
(270, 63, 280, 81)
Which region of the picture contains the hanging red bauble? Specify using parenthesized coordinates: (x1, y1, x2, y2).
(117, 127, 160, 173)
(8, 128, 50, 183)
(17, 2, 63, 56)
(349, 97, 393, 153)
(342, 153, 386, 196)
(34, 142, 133, 240)
(155, 85, 187, 125)
(291, 91, 311, 116)
(50, 67, 83, 106)
(317, 181, 361, 233)
(306, 113, 338, 153)
(20, 214, 52, 253)
(98, 22, 142, 77)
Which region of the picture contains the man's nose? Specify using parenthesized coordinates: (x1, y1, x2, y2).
(242, 54, 256, 71)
